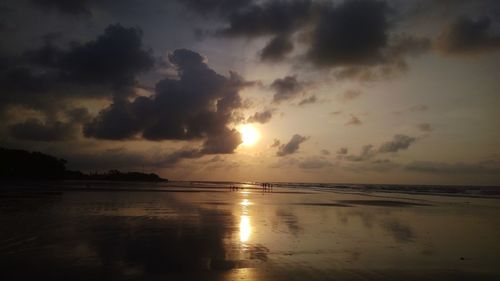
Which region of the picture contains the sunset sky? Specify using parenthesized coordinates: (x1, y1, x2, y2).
(1, 0, 500, 185)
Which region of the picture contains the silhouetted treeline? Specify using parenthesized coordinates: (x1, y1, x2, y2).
(67, 169, 166, 182)
(0, 147, 167, 182)
(0, 147, 67, 180)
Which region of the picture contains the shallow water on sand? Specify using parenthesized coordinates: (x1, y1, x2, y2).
(1, 182, 499, 280)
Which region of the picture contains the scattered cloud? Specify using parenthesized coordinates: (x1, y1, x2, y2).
(344, 134, 417, 162)
(345, 144, 375, 161)
(270, 138, 281, 148)
(271, 75, 305, 103)
(345, 114, 362, 126)
(298, 95, 317, 106)
(379, 134, 417, 153)
(247, 109, 274, 124)
(277, 134, 308, 156)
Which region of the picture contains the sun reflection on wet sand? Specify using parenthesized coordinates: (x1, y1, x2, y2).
(239, 195, 252, 243)
(241, 198, 251, 206)
(225, 267, 257, 281)
(240, 215, 251, 242)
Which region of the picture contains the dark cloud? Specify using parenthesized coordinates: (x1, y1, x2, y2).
(406, 159, 500, 175)
(307, 0, 389, 67)
(247, 109, 274, 124)
(345, 114, 362, 126)
(301, 0, 430, 78)
(0, 24, 155, 115)
(416, 122, 432, 132)
(65, 107, 91, 123)
(8, 118, 77, 141)
(84, 49, 247, 155)
(332, 34, 430, 81)
(378, 134, 416, 153)
(182, 0, 314, 62)
(0, 66, 59, 113)
(321, 149, 330, 155)
(260, 34, 294, 62)
(181, 0, 253, 17)
(59, 24, 154, 93)
(83, 100, 143, 140)
(200, 129, 242, 154)
(217, 0, 313, 38)
(29, 0, 90, 15)
(271, 75, 305, 103)
(435, 16, 500, 56)
(402, 0, 500, 23)
(183, 0, 430, 70)
(277, 134, 308, 156)
(298, 95, 317, 106)
(388, 34, 431, 58)
(7, 107, 90, 142)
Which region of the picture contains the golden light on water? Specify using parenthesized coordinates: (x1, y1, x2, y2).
(239, 124, 260, 146)
(239, 215, 251, 242)
(239, 197, 252, 243)
(240, 199, 251, 206)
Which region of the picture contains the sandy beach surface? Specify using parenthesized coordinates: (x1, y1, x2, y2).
(1, 181, 499, 281)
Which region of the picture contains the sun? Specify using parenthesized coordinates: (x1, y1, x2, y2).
(239, 124, 260, 146)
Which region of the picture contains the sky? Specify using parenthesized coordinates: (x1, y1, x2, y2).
(1, 0, 500, 185)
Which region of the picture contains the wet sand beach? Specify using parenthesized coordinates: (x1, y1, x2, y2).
(1, 181, 499, 281)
